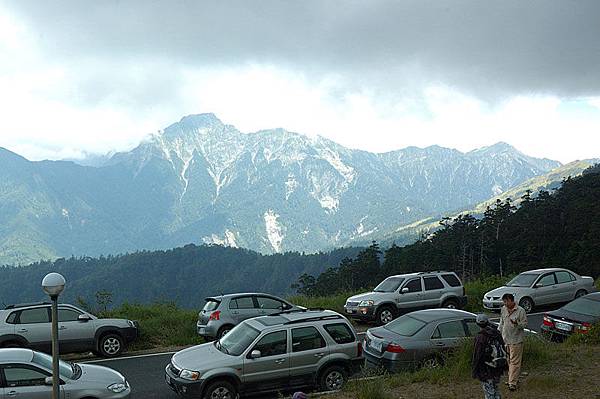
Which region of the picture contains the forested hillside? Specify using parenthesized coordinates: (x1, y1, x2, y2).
(0, 245, 360, 307)
(294, 164, 600, 296)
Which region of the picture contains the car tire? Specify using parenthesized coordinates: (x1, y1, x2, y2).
(519, 297, 534, 314)
(421, 355, 443, 370)
(575, 289, 588, 299)
(319, 365, 347, 392)
(217, 325, 234, 340)
(376, 306, 396, 325)
(203, 380, 238, 399)
(442, 298, 459, 309)
(98, 333, 125, 358)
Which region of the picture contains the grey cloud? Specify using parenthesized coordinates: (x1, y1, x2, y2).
(7, 0, 600, 100)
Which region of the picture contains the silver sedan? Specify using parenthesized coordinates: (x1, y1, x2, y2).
(0, 348, 130, 398)
(483, 268, 597, 313)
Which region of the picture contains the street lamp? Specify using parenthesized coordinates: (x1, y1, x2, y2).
(42, 272, 66, 399)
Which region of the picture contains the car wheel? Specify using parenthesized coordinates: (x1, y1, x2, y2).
(519, 297, 534, 313)
(575, 289, 588, 299)
(442, 299, 459, 309)
(421, 356, 442, 369)
(217, 325, 233, 339)
(99, 333, 124, 358)
(319, 365, 347, 392)
(376, 306, 396, 325)
(203, 380, 238, 399)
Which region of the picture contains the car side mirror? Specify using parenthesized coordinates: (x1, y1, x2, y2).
(249, 350, 261, 359)
(401, 287, 409, 294)
(44, 377, 53, 386)
(78, 314, 92, 322)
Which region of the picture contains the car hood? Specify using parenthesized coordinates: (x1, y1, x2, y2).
(347, 292, 394, 303)
(172, 342, 231, 370)
(484, 286, 530, 298)
(77, 363, 126, 385)
(547, 308, 600, 325)
(94, 318, 133, 328)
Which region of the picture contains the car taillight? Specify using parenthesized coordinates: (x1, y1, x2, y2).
(543, 315, 554, 327)
(209, 311, 221, 321)
(577, 322, 591, 333)
(385, 343, 405, 353)
(357, 341, 363, 357)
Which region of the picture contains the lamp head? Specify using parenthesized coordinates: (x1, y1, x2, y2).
(42, 273, 66, 297)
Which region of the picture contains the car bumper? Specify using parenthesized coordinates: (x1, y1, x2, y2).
(121, 326, 138, 344)
(364, 351, 415, 373)
(343, 306, 376, 321)
(196, 322, 218, 338)
(165, 366, 206, 397)
(483, 299, 504, 310)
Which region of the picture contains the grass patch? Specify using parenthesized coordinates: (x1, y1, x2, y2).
(463, 275, 511, 313)
(346, 378, 393, 399)
(565, 322, 600, 346)
(101, 302, 203, 351)
(287, 291, 358, 314)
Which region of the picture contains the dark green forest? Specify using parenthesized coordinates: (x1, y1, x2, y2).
(0, 245, 360, 308)
(294, 164, 600, 296)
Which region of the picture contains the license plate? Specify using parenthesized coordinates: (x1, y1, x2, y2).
(346, 309, 355, 314)
(555, 322, 572, 332)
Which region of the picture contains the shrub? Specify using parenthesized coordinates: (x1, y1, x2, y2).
(287, 291, 358, 314)
(463, 275, 511, 313)
(565, 322, 600, 346)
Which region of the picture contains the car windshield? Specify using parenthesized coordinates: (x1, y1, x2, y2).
(506, 273, 540, 287)
(32, 351, 75, 379)
(562, 297, 600, 317)
(374, 277, 405, 292)
(384, 315, 427, 336)
(216, 322, 260, 356)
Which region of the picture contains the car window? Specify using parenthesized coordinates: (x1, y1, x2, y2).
(385, 315, 427, 336)
(423, 276, 444, 290)
(432, 320, 467, 339)
(218, 322, 260, 356)
(292, 327, 326, 352)
(204, 300, 220, 311)
(555, 271, 574, 284)
(252, 330, 287, 357)
(464, 320, 480, 336)
(6, 312, 18, 324)
(562, 297, 600, 317)
(58, 308, 82, 322)
(3, 366, 49, 387)
(18, 308, 50, 324)
(536, 273, 556, 287)
(324, 323, 355, 344)
(373, 277, 405, 292)
(441, 274, 462, 287)
(507, 273, 540, 287)
(256, 296, 285, 310)
(230, 296, 255, 310)
(403, 278, 422, 293)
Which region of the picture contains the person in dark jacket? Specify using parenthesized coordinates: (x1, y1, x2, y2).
(472, 314, 506, 399)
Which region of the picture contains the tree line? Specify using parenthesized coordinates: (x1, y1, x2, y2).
(294, 164, 600, 296)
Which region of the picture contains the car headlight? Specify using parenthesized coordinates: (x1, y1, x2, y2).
(127, 320, 136, 328)
(358, 300, 374, 307)
(108, 382, 128, 393)
(180, 369, 201, 381)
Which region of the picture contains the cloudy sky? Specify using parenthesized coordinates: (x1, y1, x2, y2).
(1, 0, 599, 163)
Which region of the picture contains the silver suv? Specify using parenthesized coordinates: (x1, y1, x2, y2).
(344, 271, 468, 325)
(167, 309, 363, 398)
(0, 302, 138, 358)
(197, 293, 303, 340)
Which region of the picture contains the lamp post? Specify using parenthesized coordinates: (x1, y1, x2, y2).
(42, 273, 66, 399)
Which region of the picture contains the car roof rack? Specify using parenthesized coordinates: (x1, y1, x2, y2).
(270, 307, 325, 316)
(417, 271, 448, 275)
(283, 314, 343, 325)
(5, 302, 51, 310)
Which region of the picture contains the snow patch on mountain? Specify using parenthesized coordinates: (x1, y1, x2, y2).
(264, 210, 284, 252)
(285, 175, 299, 200)
(202, 229, 238, 248)
(492, 184, 503, 196)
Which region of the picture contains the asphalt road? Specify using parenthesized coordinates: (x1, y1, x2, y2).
(87, 312, 546, 398)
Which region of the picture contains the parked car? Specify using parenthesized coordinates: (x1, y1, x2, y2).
(482, 268, 596, 313)
(541, 292, 600, 341)
(168, 309, 363, 398)
(197, 293, 304, 340)
(344, 271, 468, 325)
(0, 302, 138, 357)
(0, 348, 130, 398)
(363, 309, 480, 372)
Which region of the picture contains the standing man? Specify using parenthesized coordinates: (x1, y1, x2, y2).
(498, 293, 527, 391)
(472, 314, 506, 399)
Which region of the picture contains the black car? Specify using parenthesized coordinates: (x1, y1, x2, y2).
(541, 292, 600, 341)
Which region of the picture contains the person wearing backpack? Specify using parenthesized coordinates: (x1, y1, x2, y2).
(472, 314, 507, 399)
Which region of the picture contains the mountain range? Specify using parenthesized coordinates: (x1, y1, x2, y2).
(0, 113, 574, 265)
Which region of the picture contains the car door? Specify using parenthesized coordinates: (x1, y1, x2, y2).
(532, 273, 558, 305)
(14, 308, 52, 352)
(229, 296, 260, 324)
(1, 363, 62, 399)
(243, 330, 289, 392)
(57, 307, 95, 353)
(430, 319, 467, 352)
(397, 278, 425, 311)
(463, 319, 481, 337)
(554, 271, 577, 302)
(289, 326, 328, 386)
(255, 296, 287, 316)
(422, 276, 446, 307)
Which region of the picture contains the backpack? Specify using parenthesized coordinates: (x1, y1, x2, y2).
(484, 334, 508, 369)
